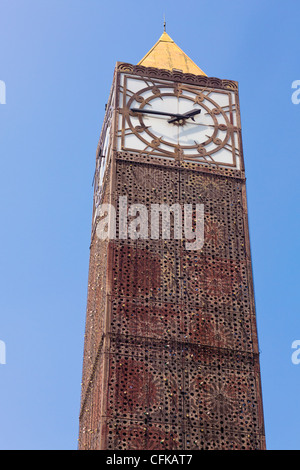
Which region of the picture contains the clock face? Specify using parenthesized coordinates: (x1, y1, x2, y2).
(117, 74, 242, 169)
(93, 92, 114, 219)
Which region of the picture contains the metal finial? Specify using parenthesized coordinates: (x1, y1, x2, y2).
(163, 14, 166, 32)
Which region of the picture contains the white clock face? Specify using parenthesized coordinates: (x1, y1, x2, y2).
(93, 89, 115, 219)
(117, 74, 242, 169)
(132, 94, 217, 149)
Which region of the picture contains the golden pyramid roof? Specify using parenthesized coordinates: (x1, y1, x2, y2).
(138, 31, 206, 76)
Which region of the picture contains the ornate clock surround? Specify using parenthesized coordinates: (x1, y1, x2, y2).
(114, 62, 244, 171)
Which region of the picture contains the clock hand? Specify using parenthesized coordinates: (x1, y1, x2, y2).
(168, 109, 201, 123)
(130, 108, 184, 119)
(131, 107, 201, 124)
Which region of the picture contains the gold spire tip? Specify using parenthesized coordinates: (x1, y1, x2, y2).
(138, 30, 207, 76)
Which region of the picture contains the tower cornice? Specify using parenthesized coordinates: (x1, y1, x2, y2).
(116, 61, 238, 91)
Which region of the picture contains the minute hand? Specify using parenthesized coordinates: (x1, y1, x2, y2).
(168, 109, 201, 123)
(130, 108, 185, 119)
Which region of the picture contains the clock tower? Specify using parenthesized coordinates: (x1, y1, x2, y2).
(78, 31, 266, 450)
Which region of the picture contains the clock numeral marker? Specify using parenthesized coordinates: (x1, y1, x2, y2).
(135, 137, 165, 158)
(204, 108, 219, 116)
(194, 93, 205, 104)
(197, 145, 207, 156)
(174, 83, 183, 97)
(192, 87, 212, 102)
(187, 143, 219, 166)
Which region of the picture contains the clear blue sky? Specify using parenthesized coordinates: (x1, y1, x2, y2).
(0, 0, 299, 450)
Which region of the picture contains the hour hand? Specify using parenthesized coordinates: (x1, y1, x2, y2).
(168, 109, 201, 123)
(130, 108, 183, 119)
